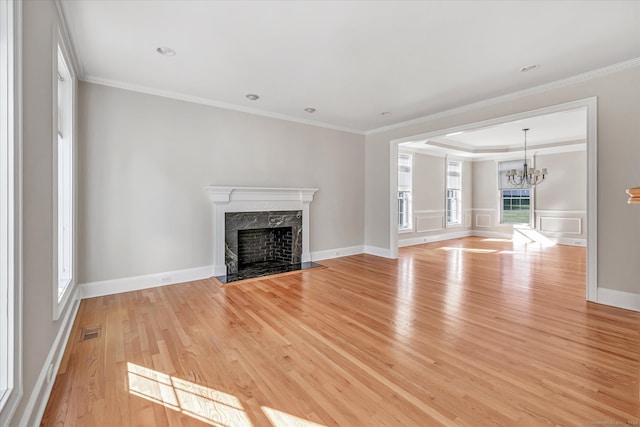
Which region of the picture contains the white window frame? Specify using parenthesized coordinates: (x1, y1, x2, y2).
(398, 153, 413, 232)
(500, 189, 532, 225)
(498, 159, 533, 226)
(54, 30, 75, 320)
(0, 0, 22, 423)
(445, 159, 462, 226)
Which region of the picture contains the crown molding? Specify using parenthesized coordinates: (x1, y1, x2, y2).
(66, 14, 637, 139)
(411, 140, 587, 161)
(53, 0, 83, 78)
(81, 76, 364, 136)
(366, 57, 640, 136)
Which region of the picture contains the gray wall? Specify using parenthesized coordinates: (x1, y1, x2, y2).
(78, 82, 365, 283)
(413, 152, 445, 212)
(401, 149, 586, 240)
(398, 151, 472, 242)
(365, 67, 640, 294)
(15, 0, 80, 422)
(534, 150, 587, 241)
(535, 150, 586, 211)
(469, 149, 587, 238)
(471, 160, 496, 210)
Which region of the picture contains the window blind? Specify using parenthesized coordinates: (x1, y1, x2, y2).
(447, 161, 461, 189)
(398, 153, 412, 192)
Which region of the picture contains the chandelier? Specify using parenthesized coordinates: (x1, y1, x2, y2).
(506, 128, 548, 188)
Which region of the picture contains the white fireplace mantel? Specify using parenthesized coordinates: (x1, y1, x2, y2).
(204, 186, 319, 276)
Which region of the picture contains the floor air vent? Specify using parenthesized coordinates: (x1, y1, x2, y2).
(80, 326, 101, 342)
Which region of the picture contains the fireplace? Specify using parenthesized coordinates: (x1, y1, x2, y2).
(205, 187, 319, 283)
(238, 227, 293, 267)
(224, 210, 302, 278)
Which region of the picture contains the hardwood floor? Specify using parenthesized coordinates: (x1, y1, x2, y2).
(42, 237, 639, 426)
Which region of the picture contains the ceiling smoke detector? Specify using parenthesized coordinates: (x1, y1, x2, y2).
(304, 107, 316, 113)
(246, 94, 260, 101)
(156, 46, 176, 56)
(519, 64, 539, 72)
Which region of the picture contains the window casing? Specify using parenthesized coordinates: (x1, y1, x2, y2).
(0, 0, 10, 406)
(498, 160, 532, 224)
(446, 160, 462, 226)
(55, 40, 74, 319)
(0, 0, 20, 422)
(398, 153, 413, 231)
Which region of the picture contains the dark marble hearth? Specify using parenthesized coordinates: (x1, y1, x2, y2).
(215, 261, 322, 284)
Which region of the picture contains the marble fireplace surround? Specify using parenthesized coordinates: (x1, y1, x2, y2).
(205, 187, 319, 277)
(226, 210, 301, 275)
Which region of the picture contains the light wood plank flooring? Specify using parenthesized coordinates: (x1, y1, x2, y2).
(42, 237, 639, 426)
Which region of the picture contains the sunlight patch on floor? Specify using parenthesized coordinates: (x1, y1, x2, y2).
(262, 406, 326, 427)
(443, 248, 463, 316)
(394, 256, 416, 341)
(513, 225, 556, 248)
(127, 362, 253, 426)
(437, 247, 497, 254)
(127, 363, 328, 427)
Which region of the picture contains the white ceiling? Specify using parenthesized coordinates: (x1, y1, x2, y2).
(60, 0, 640, 134)
(401, 107, 588, 158)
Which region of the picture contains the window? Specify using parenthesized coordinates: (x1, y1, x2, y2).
(446, 160, 462, 225)
(501, 189, 531, 223)
(398, 153, 412, 231)
(56, 41, 74, 317)
(1, 0, 19, 421)
(498, 160, 531, 224)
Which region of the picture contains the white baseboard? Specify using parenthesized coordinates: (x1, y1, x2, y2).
(80, 245, 401, 298)
(19, 287, 81, 427)
(471, 230, 587, 247)
(548, 237, 587, 247)
(471, 230, 513, 240)
(363, 245, 394, 258)
(399, 230, 472, 247)
(79, 265, 214, 299)
(310, 245, 364, 262)
(597, 287, 640, 312)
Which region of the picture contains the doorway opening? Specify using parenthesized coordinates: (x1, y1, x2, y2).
(389, 98, 597, 301)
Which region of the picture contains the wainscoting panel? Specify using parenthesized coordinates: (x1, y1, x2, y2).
(465, 214, 472, 228)
(416, 212, 444, 233)
(475, 214, 492, 228)
(539, 216, 582, 235)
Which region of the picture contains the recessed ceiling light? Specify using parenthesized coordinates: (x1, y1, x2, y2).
(246, 94, 260, 101)
(520, 64, 539, 72)
(381, 112, 392, 116)
(304, 107, 316, 113)
(156, 46, 176, 57)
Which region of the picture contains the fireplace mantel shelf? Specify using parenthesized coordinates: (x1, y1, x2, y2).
(205, 186, 319, 276)
(205, 186, 319, 204)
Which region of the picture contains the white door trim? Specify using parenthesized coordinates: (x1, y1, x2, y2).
(389, 97, 598, 302)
